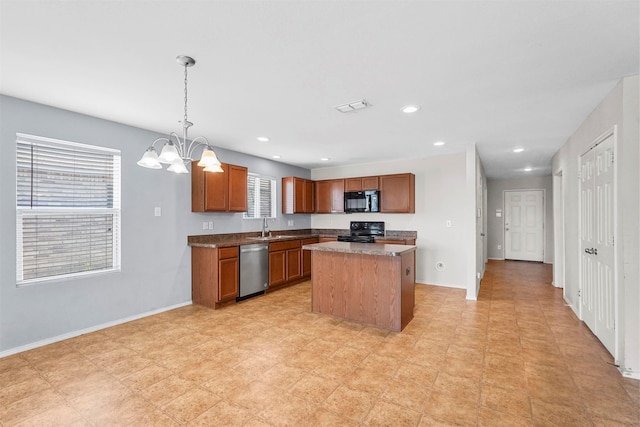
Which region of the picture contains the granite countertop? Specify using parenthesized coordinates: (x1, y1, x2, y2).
(188, 228, 418, 248)
(302, 241, 416, 256)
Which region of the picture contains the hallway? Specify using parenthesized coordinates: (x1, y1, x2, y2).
(0, 260, 637, 426)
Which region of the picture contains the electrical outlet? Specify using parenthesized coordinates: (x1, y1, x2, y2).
(154, 207, 161, 217)
(288, 220, 294, 226)
(202, 221, 208, 230)
(208, 221, 214, 230)
(497, 244, 502, 250)
(446, 220, 452, 228)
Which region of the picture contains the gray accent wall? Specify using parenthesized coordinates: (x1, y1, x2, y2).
(0, 95, 311, 353)
(486, 176, 554, 263)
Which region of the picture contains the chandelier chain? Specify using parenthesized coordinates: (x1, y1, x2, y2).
(183, 63, 188, 124)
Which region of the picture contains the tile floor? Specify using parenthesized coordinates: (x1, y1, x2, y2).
(0, 260, 638, 426)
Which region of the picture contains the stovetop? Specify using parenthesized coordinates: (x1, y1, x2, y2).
(337, 235, 375, 243)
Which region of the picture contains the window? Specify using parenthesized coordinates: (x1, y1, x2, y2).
(244, 173, 276, 219)
(16, 133, 121, 285)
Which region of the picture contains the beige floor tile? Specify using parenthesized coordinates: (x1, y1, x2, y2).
(380, 377, 431, 412)
(290, 373, 340, 404)
(366, 399, 423, 426)
(480, 383, 532, 418)
(0, 260, 636, 426)
(424, 390, 479, 426)
(322, 385, 377, 422)
(161, 387, 221, 424)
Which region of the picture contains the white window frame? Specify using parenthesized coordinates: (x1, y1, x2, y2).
(243, 173, 277, 219)
(16, 133, 121, 286)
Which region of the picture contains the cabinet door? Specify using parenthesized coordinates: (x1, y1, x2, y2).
(218, 257, 238, 301)
(315, 180, 332, 213)
(301, 237, 318, 278)
(286, 247, 302, 281)
(330, 179, 345, 213)
(294, 177, 306, 213)
(228, 165, 248, 212)
(303, 180, 315, 213)
(205, 163, 230, 211)
(380, 174, 415, 213)
(269, 250, 287, 286)
(345, 178, 362, 191)
(362, 176, 379, 190)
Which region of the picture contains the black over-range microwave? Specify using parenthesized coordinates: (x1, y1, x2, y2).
(344, 190, 380, 213)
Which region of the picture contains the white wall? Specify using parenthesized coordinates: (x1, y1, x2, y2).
(551, 76, 639, 378)
(0, 95, 311, 353)
(486, 175, 554, 264)
(311, 152, 472, 290)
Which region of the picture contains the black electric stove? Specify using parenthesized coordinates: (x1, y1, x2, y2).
(337, 221, 385, 243)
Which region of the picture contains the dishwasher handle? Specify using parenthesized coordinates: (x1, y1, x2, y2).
(240, 245, 269, 253)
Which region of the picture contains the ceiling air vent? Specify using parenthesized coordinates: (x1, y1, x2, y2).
(335, 99, 371, 113)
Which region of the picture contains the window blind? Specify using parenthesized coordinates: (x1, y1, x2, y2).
(16, 133, 121, 284)
(245, 174, 276, 219)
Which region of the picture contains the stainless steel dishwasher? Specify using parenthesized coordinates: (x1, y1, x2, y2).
(238, 243, 269, 300)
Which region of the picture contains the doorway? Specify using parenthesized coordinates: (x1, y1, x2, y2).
(504, 190, 544, 262)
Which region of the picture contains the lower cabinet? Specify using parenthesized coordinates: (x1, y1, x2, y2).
(218, 247, 239, 301)
(375, 238, 416, 245)
(191, 246, 239, 308)
(302, 237, 319, 278)
(269, 239, 303, 289)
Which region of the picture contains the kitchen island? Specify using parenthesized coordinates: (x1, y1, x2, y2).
(302, 241, 416, 332)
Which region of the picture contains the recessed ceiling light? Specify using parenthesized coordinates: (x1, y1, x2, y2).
(401, 105, 420, 114)
(433, 141, 445, 146)
(272, 155, 281, 159)
(524, 167, 533, 172)
(320, 157, 330, 161)
(257, 136, 269, 142)
(513, 148, 525, 153)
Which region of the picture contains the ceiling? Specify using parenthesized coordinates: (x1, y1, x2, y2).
(1, 1, 638, 179)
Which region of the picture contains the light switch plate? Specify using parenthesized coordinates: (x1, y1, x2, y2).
(154, 207, 161, 217)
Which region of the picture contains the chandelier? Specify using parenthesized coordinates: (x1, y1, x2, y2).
(137, 55, 222, 174)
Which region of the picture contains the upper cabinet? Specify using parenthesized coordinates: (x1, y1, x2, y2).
(380, 173, 415, 213)
(345, 176, 379, 191)
(316, 179, 344, 213)
(192, 162, 248, 212)
(282, 177, 315, 214)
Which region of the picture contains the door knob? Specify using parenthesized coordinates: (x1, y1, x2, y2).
(585, 248, 594, 254)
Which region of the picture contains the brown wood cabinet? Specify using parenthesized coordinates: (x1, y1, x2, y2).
(375, 238, 416, 245)
(218, 247, 239, 301)
(191, 162, 248, 212)
(191, 246, 239, 308)
(282, 177, 315, 214)
(301, 237, 319, 278)
(269, 239, 302, 288)
(345, 176, 379, 191)
(380, 173, 415, 213)
(315, 179, 344, 213)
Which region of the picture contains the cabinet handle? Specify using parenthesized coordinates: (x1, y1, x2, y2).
(405, 267, 411, 276)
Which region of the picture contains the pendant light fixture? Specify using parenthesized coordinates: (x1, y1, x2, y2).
(137, 55, 223, 173)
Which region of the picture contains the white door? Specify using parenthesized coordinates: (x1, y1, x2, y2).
(504, 190, 544, 262)
(579, 134, 615, 354)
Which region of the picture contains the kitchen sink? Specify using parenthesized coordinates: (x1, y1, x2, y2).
(246, 235, 298, 241)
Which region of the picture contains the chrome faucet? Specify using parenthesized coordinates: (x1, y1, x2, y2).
(261, 217, 271, 237)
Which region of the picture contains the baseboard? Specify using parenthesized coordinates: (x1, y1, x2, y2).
(619, 367, 640, 380)
(415, 280, 465, 290)
(0, 301, 192, 358)
(488, 257, 505, 261)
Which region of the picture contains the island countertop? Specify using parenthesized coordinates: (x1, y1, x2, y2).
(302, 241, 416, 256)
